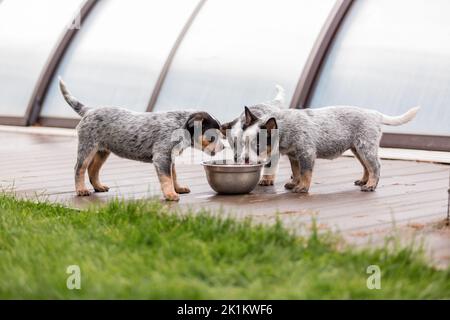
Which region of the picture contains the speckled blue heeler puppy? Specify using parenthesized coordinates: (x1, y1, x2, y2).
(222, 89, 420, 193)
(221, 85, 286, 186)
(59, 78, 223, 201)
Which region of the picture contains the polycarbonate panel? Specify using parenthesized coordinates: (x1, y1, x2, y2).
(310, 0, 450, 136)
(154, 0, 336, 122)
(41, 0, 199, 119)
(0, 0, 83, 117)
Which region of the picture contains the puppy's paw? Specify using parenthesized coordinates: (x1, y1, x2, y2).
(175, 186, 191, 194)
(164, 192, 180, 201)
(292, 186, 309, 194)
(284, 181, 296, 190)
(94, 185, 110, 193)
(76, 189, 91, 197)
(354, 180, 367, 186)
(259, 176, 275, 186)
(361, 185, 376, 192)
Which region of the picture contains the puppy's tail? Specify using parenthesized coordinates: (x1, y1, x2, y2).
(272, 84, 286, 107)
(58, 77, 90, 117)
(378, 106, 420, 126)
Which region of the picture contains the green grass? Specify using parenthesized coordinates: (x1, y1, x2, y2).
(0, 194, 448, 299)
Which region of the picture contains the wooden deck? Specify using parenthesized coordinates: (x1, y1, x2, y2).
(1, 130, 449, 266)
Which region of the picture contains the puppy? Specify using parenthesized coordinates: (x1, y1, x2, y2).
(59, 78, 223, 201)
(222, 103, 419, 193)
(221, 85, 286, 186)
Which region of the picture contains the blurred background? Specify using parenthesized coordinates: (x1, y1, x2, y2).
(0, 0, 449, 151)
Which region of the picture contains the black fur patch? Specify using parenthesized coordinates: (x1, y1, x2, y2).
(185, 112, 221, 145)
(243, 106, 258, 130)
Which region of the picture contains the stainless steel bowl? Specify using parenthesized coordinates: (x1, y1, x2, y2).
(202, 160, 263, 194)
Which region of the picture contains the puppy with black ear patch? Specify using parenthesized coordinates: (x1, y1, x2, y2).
(59, 78, 223, 201)
(223, 104, 420, 193)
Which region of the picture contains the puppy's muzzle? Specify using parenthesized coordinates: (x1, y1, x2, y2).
(205, 139, 225, 156)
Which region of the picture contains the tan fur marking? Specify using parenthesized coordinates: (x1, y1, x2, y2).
(75, 150, 96, 196)
(357, 157, 379, 191)
(293, 170, 312, 193)
(362, 166, 379, 191)
(171, 164, 190, 194)
(351, 148, 369, 185)
(201, 136, 210, 149)
(285, 158, 300, 190)
(365, 175, 378, 188)
(264, 145, 272, 158)
(158, 173, 179, 201)
(351, 148, 379, 191)
(199, 134, 221, 155)
(88, 151, 110, 192)
(290, 158, 301, 180)
(259, 174, 275, 186)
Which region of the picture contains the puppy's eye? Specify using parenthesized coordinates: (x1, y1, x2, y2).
(209, 136, 216, 143)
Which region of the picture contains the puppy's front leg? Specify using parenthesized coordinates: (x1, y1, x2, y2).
(154, 160, 179, 201)
(259, 158, 279, 186)
(171, 164, 191, 194)
(259, 152, 280, 186)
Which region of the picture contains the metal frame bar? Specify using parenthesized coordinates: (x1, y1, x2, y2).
(25, 0, 98, 127)
(290, 0, 353, 109)
(146, 0, 207, 112)
(381, 134, 450, 152)
(0, 116, 28, 126)
(38, 117, 80, 129)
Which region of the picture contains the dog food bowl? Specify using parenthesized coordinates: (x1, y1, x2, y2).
(202, 160, 264, 194)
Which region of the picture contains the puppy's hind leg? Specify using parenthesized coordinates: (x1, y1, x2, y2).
(171, 163, 190, 194)
(88, 150, 111, 193)
(75, 142, 97, 197)
(292, 156, 315, 194)
(284, 157, 300, 190)
(354, 145, 381, 192)
(351, 147, 369, 186)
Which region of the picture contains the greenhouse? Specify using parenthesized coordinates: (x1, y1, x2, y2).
(0, 0, 449, 153)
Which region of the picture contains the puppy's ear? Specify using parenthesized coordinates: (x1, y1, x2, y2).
(186, 111, 221, 137)
(220, 122, 232, 136)
(220, 118, 237, 136)
(185, 112, 205, 137)
(262, 117, 277, 134)
(244, 106, 258, 126)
